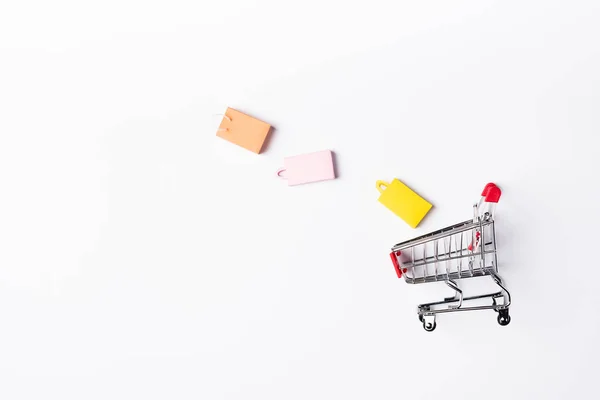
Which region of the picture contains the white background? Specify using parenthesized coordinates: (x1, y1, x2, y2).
(1, 1, 599, 399)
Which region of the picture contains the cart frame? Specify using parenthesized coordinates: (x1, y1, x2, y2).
(389, 183, 511, 331)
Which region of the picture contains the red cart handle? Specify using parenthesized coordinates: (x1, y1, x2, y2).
(481, 183, 497, 197)
(481, 182, 501, 203)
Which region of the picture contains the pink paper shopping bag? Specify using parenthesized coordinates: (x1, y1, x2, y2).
(277, 150, 336, 186)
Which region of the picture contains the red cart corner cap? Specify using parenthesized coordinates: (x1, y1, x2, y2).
(390, 252, 403, 278)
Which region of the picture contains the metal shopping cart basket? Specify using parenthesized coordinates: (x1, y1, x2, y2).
(389, 183, 512, 331)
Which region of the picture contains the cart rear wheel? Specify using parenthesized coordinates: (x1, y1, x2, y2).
(419, 314, 424, 323)
(423, 321, 436, 332)
(497, 309, 511, 326)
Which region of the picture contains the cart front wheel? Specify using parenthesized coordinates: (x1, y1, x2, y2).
(423, 321, 436, 332)
(497, 309, 511, 326)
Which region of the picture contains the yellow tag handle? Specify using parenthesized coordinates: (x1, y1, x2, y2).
(376, 180, 390, 194)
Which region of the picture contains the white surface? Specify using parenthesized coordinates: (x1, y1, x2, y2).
(1, 1, 599, 399)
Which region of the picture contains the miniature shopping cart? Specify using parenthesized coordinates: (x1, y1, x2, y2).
(389, 183, 511, 331)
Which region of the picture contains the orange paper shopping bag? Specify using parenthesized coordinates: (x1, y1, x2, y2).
(216, 108, 271, 154)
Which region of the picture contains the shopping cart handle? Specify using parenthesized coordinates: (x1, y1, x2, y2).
(481, 183, 497, 197)
(481, 183, 501, 203)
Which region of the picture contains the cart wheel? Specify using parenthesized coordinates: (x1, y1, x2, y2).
(423, 321, 436, 332)
(497, 309, 511, 326)
(418, 306, 429, 322)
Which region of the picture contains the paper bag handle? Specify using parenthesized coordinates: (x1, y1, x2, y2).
(277, 168, 287, 179)
(376, 180, 390, 194)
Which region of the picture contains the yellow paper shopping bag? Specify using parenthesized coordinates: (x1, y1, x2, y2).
(376, 179, 432, 228)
